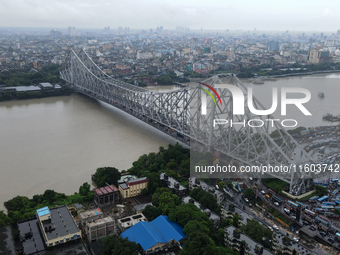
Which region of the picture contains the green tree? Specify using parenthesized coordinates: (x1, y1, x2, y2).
(232, 214, 240, 228)
(219, 181, 226, 189)
(240, 219, 273, 244)
(101, 235, 139, 255)
(227, 181, 233, 189)
(0, 211, 10, 226)
(168, 203, 213, 231)
(315, 185, 328, 196)
(143, 205, 161, 221)
(243, 188, 255, 200)
(180, 231, 219, 255)
(92, 167, 121, 187)
(78, 182, 93, 201)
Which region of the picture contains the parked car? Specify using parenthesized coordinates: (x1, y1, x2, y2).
(274, 202, 279, 206)
(319, 231, 327, 237)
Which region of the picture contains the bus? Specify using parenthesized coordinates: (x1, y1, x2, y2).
(318, 223, 329, 232)
(304, 209, 316, 217)
(321, 205, 334, 210)
(309, 196, 320, 202)
(318, 196, 329, 202)
(319, 215, 329, 222)
(272, 195, 282, 203)
(295, 201, 308, 208)
(268, 189, 275, 195)
(287, 201, 299, 208)
(303, 214, 312, 223)
(322, 202, 336, 206)
(315, 216, 329, 226)
(332, 189, 339, 196)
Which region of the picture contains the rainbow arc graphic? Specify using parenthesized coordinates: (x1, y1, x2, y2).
(198, 82, 222, 106)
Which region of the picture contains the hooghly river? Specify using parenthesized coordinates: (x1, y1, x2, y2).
(0, 73, 340, 211)
(0, 93, 179, 211)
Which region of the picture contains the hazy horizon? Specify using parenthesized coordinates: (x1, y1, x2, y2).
(1, 0, 340, 32)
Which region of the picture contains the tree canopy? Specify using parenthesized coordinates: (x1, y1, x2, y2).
(101, 235, 139, 255)
(92, 167, 121, 187)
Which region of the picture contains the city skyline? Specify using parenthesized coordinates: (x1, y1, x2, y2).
(1, 0, 340, 31)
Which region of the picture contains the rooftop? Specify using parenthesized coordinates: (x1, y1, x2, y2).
(121, 215, 186, 251)
(79, 208, 103, 219)
(160, 172, 187, 191)
(94, 184, 118, 196)
(127, 177, 149, 185)
(39, 82, 54, 88)
(18, 218, 45, 254)
(225, 225, 274, 255)
(133, 202, 153, 212)
(87, 216, 114, 227)
(37, 206, 50, 217)
(43, 206, 79, 241)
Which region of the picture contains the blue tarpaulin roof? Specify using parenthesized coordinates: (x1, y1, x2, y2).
(121, 215, 186, 251)
(36, 206, 50, 217)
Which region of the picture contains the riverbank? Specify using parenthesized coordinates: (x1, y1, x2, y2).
(0, 86, 72, 102)
(268, 70, 340, 78)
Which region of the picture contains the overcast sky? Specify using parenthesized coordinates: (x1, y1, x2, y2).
(1, 0, 340, 31)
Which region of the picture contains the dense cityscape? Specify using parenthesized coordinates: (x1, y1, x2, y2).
(1, 22, 340, 255)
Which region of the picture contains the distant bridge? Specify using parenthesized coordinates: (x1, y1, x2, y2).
(60, 49, 313, 193)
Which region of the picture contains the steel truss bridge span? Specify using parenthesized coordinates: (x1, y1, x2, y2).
(60, 49, 313, 193)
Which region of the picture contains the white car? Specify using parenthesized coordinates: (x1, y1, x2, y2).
(249, 177, 253, 181)
(268, 226, 273, 231)
(273, 225, 279, 230)
(261, 190, 266, 194)
(293, 237, 299, 242)
(274, 202, 279, 206)
(244, 198, 249, 203)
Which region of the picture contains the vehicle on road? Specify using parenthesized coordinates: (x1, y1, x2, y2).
(244, 198, 249, 203)
(268, 226, 273, 231)
(273, 225, 279, 230)
(283, 208, 290, 215)
(261, 190, 266, 194)
(328, 238, 334, 243)
(274, 202, 279, 206)
(293, 237, 299, 242)
(319, 231, 327, 237)
(303, 220, 310, 225)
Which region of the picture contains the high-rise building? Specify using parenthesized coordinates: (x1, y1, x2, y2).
(50, 30, 62, 39)
(125, 27, 129, 33)
(266, 40, 279, 51)
(67, 27, 77, 36)
(118, 27, 123, 33)
(103, 26, 110, 34)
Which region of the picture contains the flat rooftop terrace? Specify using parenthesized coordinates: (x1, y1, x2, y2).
(41, 206, 79, 241)
(18, 218, 45, 254)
